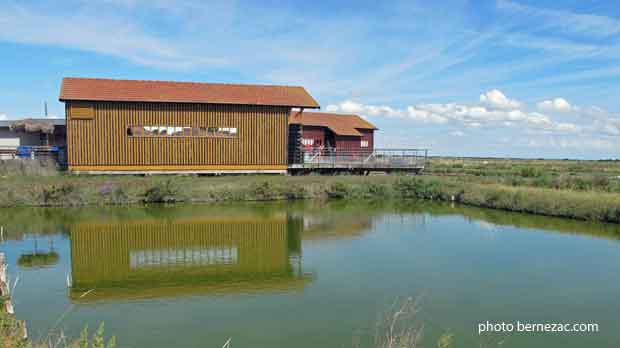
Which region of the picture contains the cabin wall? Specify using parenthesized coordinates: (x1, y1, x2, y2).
(335, 130, 373, 151)
(360, 129, 374, 150)
(300, 126, 326, 149)
(65, 101, 290, 172)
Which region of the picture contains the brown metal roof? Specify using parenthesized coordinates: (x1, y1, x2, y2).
(289, 111, 377, 136)
(59, 77, 320, 108)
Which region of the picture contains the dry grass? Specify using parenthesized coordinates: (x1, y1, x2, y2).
(0, 159, 59, 178)
(373, 297, 424, 348)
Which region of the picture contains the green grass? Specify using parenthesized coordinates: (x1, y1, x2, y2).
(0, 309, 115, 348)
(1, 306, 27, 348)
(426, 157, 620, 193)
(2, 158, 620, 223)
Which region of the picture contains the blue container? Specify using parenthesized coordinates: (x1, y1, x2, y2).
(16, 146, 34, 158)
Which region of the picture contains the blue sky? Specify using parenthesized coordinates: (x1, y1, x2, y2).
(1, 0, 619, 159)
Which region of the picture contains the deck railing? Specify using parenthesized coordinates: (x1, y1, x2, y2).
(0, 145, 67, 166)
(291, 148, 428, 171)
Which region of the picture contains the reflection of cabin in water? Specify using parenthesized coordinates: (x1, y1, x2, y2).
(69, 213, 309, 301)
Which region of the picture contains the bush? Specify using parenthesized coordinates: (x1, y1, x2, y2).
(40, 183, 81, 206)
(394, 177, 443, 200)
(98, 183, 129, 205)
(284, 184, 307, 200)
(251, 181, 276, 200)
(326, 182, 351, 199)
(518, 166, 540, 178)
(143, 180, 182, 203)
(363, 183, 390, 199)
(0, 159, 59, 177)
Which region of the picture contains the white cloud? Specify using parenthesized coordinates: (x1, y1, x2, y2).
(327, 90, 587, 137)
(0, 114, 7, 120)
(537, 98, 573, 113)
(479, 89, 522, 110)
(497, 0, 620, 38)
(0, 5, 206, 69)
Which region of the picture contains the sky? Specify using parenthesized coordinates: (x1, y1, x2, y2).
(0, 0, 619, 159)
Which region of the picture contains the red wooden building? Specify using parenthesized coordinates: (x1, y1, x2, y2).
(288, 111, 377, 152)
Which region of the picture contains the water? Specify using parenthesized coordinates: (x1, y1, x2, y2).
(2, 201, 620, 347)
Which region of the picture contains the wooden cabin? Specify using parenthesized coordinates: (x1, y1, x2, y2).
(288, 111, 377, 153)
(59, 77, 319, 174)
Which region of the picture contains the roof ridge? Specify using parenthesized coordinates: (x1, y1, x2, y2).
(59, 77, 320, 108)
(62, 76, 306, 89)
(301, 111, 362, 117)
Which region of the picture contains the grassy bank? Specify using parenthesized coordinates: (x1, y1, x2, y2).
(0, 313, 116, 348)
(2, 158, 620, 223)
(427, 157, 620, 192)
(0, 309, 27, 348)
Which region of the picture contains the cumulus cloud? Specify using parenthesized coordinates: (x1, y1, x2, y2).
(324, 88, 620, 156)
(479, 89, 522, 109)
(537, 98, 573, 112)
(325, 89, 590, 138)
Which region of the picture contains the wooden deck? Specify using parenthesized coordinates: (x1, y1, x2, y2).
(288, 148, 427, 174)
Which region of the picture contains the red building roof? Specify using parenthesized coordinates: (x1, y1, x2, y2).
(289, 111, 377, 136)
(59, 77, 320, 108)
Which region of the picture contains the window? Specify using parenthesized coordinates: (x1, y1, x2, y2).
(360, 140, 369, 148)
(302, 138, 314, 146)
(208, 127, 238, 137)
(127, 126, 238, 138)
(70, 102, 94, 120)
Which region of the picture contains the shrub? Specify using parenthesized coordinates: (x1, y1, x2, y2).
(326, 182, 351, 199)
(0, 159, 59, 177)
(533, 174, 553, 188)
(394, 177, 443, 200)
(143, 180, 181, 203)
(363, 183, 390, 199)
(591, 175, 610, 191)
(284, 184, 307, 200)
(40, 183, 80, 206)
(251, 181, 276, 200)
(98, 183, 129, 205)
(518, 166, 540, 178)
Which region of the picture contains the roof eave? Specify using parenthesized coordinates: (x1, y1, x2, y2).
(59, 97, 320, 109)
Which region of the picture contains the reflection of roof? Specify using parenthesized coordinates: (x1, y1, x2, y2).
(60, 77, 320, 108)
(289, 111, 377, 136)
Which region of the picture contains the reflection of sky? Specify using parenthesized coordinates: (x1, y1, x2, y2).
(1, 205, 620, 348)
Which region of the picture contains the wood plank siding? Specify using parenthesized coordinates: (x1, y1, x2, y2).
(66, 101, 291, 172)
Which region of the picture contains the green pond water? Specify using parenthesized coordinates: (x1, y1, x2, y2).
(1, 201, 620, 347)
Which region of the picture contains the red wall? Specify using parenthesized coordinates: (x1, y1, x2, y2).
(302, 126, 374, 152)
(301, 126, 326, 149)
(335, 129, 374, 151)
